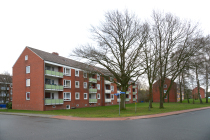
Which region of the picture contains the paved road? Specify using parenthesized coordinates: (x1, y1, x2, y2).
(1, 109, 210, 140)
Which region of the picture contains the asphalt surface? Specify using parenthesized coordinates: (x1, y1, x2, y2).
(1, 108, 210, 140)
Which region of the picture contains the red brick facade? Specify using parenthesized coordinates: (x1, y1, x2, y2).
(153, 78, 177, 102)
(12, 47, 138, 111)
(192, 87, 205, 99)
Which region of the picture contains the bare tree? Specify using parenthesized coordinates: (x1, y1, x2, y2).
(72, 10, 149, 110)
(0, 72, 12, 104)
(150, 11, 203, 108)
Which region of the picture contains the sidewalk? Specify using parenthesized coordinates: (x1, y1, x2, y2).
(1, 106, 210, 121)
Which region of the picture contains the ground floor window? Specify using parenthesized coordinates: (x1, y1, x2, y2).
(63, 92, 71, 101)
(26, 92, 30, 100)
(66, 105, 70, 109)
(84, 93, 87, 99)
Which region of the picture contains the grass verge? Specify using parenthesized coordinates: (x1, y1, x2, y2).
(0, 99, 210, 118)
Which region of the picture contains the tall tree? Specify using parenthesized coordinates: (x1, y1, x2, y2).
(150, 11, 203, 108)
(72, 10, 149, 110)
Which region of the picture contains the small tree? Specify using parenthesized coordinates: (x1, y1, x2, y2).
(72, 10, 149, 110)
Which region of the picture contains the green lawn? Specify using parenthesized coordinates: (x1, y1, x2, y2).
(1, 99, 210, 118)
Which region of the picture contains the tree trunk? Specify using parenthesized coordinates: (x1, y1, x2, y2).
(187, 94, 190, 103)
(149, 83, 153, 108)
(206, 65, 208, 103)
(120, 86, 126, 110)
(196, 67, 203, 104)
(159, 82, 164, 108)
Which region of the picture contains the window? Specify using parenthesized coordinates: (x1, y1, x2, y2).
(129, 95, 131, 99)
(111, 94, 114, 100)
(83, 82, 87, 88)
(26, 79, 30, 87)
(110, 77, 113, 82)
(75, 92, 80, 99)
(111, 86, 114, 91)
(64, 68, 71, 76)
(97, 74, 100, 80)
(45, 93, 51, 98)
(63, 92, 71, 101)
(26, 66, 30, 73)
(26, 92, 30, 100)
(75, 81, 79, 88)
(128, 88, 131, 92)
(164, 84, 167, 88)
(66, 105, 70, 109)
(25, 55, 28, 60)
(64, 80, 71, 88)
(83, 72, 87, 78)
(164, 90, 167, 93)
(97, 93, 100, 99)
(89, 94, 91, 98)
(164, 94, 167, 99)
(75, 70, 79, 77)
(84, 93, 87, 99)
(97, 84, 100, 90)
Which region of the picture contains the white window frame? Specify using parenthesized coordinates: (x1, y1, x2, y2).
(64, 80, 71, 88)
(63, 67, 71, 76)
(26, 92, 30, 100)
(66, 105, 70, 109)
(26, 79, 30, 87)
(63, 92, 71, 101)
(83, 72, 87, 78)
(26, 66, 30, 73)
(97, 74, 100, 80)
(75, 70, 79, 77)
(164, 94, 167, 99)
(75, 81, 79, 88)
(97, 93, 100, 99)
(25, 55, 28, 60)
(111, 86, 114, 91)
(83, 82, 87, 89)
(75, 92, 80, 100)
(164, 90, 167, 93)
(111, 94, 114, 100)
(84, 93, 87, 99)
(97, 84, 100, 90)
(164, 84, 167, 88)
(129, 88, 131, 92)
(129, 94, 131, 99)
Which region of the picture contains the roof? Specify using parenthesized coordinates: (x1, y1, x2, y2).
(27, 47, 111, 75)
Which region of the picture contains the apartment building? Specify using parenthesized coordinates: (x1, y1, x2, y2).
(153, 78, 181, 102)
(192, 87, 205, 99)
(12, 47, 138, 111)
(0, 74, 12, 104)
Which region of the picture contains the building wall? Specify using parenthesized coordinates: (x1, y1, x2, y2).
(13, 47, 138, 111)
(192, 87, 205, 99)
(153, 78, 177, 102)
(13, 47, 44, 111)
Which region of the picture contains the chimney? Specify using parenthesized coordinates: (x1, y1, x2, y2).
(52, 52, 59, 56)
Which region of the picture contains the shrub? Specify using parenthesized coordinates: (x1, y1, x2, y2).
(6, 102, 12, 109)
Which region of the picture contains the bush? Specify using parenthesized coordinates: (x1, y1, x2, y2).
(6, 102, 12, 109)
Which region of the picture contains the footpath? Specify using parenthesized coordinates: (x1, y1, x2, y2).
(1, 106, 210, 121)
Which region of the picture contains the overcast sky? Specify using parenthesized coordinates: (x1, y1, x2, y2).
(0, 0, 210, 75)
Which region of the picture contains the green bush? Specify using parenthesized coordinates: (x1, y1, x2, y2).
(6, 102, 12, 109)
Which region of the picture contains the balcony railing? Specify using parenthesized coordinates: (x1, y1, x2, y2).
(133, 92, 137, 95)
(45, 99, 64, 105)
(1, 87, 9, 90)
(104, 80, 111, 85)
(126, 91, 130, 94)
(126, 98, 130, 102)
(133, 98, 136, 101)
(45, 70, 63, 78)
(89, 78, 97, 83)
(89, 99, 97, 103)
(133, 86, 137, 88)
(117, 99, 121, 102)
(89, 88, 97, 93)
(105, 99, 111, 102)
(105, 89, 111, 93)
(45, 84, 63, 91)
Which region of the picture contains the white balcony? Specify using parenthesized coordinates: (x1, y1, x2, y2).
(105, 89, 111, 93)
(105, 99, 111, 102)
(105, 80, 111, 85)
(117, 99, 121, 102)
